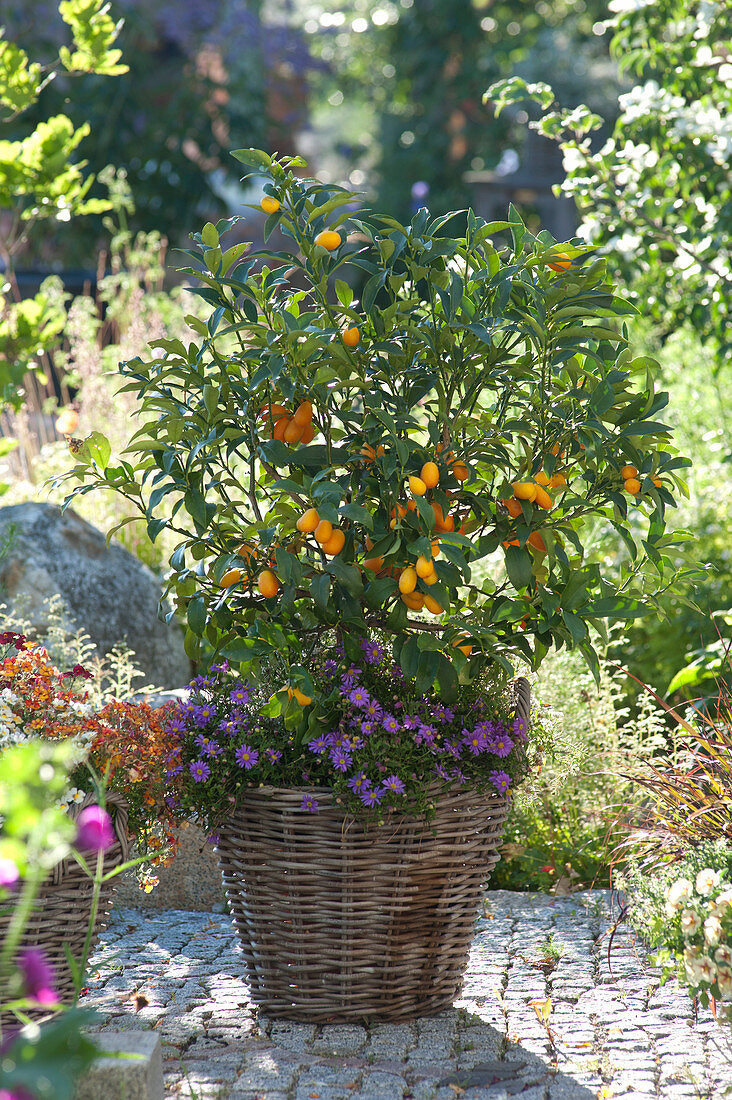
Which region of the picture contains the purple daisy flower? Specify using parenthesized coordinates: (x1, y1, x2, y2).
(416, 723, 437, 745)
(349, 686, 370, 708)
(308, 735, 329, 754)
(403, 714, 420, 730)
(235, 744, 259, 770)
(490, 770, 512, 793)
(190, 759, 211, 782)
(264, 748, 283, 763)
(322, 659, 338, 677)
(329, 748, 353, 773)
(451, 768, 467, 785)
(301, 794, 319, 813)
(191, 674, 213, 689)
(382, 775, 406, 794)
(492, 734, 514, 758)
(381, 713, 400, 734)
(348, 770, 371, 793)
(229, 685, 250, 705)
(359, 720, 376, 736)
(363, 699, 383, 721)
(433, 764, 450, 780)
(195, 733, 223, 757)
(219, 718, 243, 738)
(360, 638, 385, 665)
(340, 674, 357, 692)
(166, 716, 189, 733)
(191, 703, 216, 724)
(513, 716, 528, 742)
(360, 788, 384, 807)
(462, 729, 487, 756)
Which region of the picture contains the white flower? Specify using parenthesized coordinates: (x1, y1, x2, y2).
(689, 955, 717, 986)
(681, 908, 702, 935)
(684, 945, 701, 986)
(715, 945, 732, 967)
(696, 868, 721, 896)
(717, 967, 732, 1000)
(69, 700, 94, 717)
(704, 915, 723, 946)
(667, 878, 694, 908)
(59, 787, 85, 811)
(715, 887, 732, 908)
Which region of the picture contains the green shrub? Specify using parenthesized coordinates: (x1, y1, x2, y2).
(620, 839, 732, 1031)
(492, 638, 668, 892)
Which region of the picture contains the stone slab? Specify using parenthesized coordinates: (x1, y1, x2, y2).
(74, 1031, 163, 1100)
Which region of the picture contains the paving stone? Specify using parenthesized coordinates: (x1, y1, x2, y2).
(311, 1023, 368, 1055)
(359, 1070, 409, 1099)
(293, 1084, 361, 1100)
(74, 1032, 163, 1100)
(79, 894, 732, 1100)
(266, 1020, 317, 1052)
(366, 1023, 416, 1060)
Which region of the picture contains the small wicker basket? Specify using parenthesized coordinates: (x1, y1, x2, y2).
(0, 791, 129, 1012)
(216, 677, 530, 1022)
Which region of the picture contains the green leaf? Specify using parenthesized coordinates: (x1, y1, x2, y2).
(0, 40, 42, 115)
(220, 637, 253, 662)
(187, 595, 207, 635)
(435, 653, 458, 702)
(340, 502, 374, 528)
(334, 279, 353, 308)
(184, 488, 208, 529)
(85, 430, 111, 470)
(311, 572, 331, 613)
(484, 77, 555, 116)
(201, 222, 219, 247)
(504, 544, 532, 590)
(328, 557, 364, 596)
(230, 148, 272, 168)
(400, 635, 420, 680)
(58, 0, 128, 75)
(561, 609, 587, 644)
(415, 649, 441, 694)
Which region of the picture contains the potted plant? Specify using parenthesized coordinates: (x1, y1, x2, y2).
(0, 630, 180, 1004)
(59, 149, 692, 1019)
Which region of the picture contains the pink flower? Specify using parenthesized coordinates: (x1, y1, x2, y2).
(19, 948, 59, 1006)
(0, 857, 19, 890)
(75, 805, 115, 852)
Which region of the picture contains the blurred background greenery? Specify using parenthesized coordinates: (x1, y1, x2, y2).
(2, 0, 730, 891)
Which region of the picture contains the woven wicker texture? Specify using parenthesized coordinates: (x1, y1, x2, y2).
(0, 791, 129, 1014)
(216, 677, 530, 1022)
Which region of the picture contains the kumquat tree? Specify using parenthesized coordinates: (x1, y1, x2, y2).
(60, 148, 695, 737)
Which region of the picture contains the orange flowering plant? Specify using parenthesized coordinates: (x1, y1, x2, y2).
(59, 150, 695, 753)
(0, 631, 179, 872)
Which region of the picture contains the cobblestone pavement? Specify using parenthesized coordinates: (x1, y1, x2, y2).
(84, 889, 732, 1100)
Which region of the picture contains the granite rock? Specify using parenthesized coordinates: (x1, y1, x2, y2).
(0, 502, 190, 688)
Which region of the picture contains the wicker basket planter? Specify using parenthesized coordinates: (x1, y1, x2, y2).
(0, 791, 129, 1011)
(216, 678, 530, 1023)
